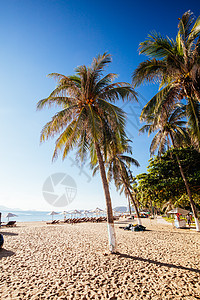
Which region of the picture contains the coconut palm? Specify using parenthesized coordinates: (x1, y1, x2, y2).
(140, 104, 200, 231)
(132, 10, 200, 145)
(37, 53, 137, 252)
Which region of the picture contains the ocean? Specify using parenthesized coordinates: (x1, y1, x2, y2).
(0, 210, 74, 223)
(0, 210, 106, 223)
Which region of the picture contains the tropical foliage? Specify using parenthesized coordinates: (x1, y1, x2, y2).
(139, 99, 200, 229)
(132, 10, 200, 146)
(136, 147, 200, 212)
(37, 53, 137, 163)
(140, 103, 189, 156)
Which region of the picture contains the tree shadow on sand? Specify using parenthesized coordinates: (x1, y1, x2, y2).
(0, 248, 15, 259)
(115, 252, 200, 274)
(0, 231, 18, 236)
(149, 230, 199, 235)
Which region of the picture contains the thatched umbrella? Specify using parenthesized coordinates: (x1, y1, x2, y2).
(48, 211, 59, 221)
(60, 211, 68, 221)
(90, 207, 105, 217)
(70, 210, 82, 218)
(4, 213, 18, 222)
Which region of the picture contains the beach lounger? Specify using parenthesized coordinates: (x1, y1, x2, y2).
(3, 221, 16, 227)
(46, 220, 59, 225)
(63, 219, 70, 223)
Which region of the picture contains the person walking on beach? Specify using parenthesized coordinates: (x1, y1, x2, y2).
(187, 214, 191, 227)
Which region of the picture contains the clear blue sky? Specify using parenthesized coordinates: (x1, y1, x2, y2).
(0, 0, 199, 211)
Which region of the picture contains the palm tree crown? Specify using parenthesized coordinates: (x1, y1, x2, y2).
(140, 104, 189, 156)
(37, 53, 137, 163)
(132, 11, 200, 145)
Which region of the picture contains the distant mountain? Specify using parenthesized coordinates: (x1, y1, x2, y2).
(0, 205, 23, 212)
(114, 206, 128, 213)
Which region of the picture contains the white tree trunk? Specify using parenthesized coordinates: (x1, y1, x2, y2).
(194, 217, 200, 232)
(95, 142, 117, 253)
(107, 223, 117, 252)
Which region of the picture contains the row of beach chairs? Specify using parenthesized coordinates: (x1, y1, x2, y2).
(64, 217, 107, 223)
(46, 217, 108, 225)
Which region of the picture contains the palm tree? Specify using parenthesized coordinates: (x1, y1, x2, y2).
(132, 10, 200, 146)
(37, 53, 137, 252)
(105, 150, 142, 225)
(140, 104, 200, 231)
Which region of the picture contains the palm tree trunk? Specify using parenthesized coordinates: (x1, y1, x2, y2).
(127, 196, 132, 216)
(95, 142, 117, 252)
(149, 200, 153, 217)
(175, 154, 200, 231)
(123, 181, 142, 226)
(170, 134, 200, 231)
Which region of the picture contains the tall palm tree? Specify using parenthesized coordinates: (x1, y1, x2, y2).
(140, 104, 200, 231)
(105, 150, 142, 225)
(37, 53, 137, 252)
(132, 10, 200, 145)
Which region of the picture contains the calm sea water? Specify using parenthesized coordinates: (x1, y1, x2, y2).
(0, 210, 105, 223)
(0, 211, 75, 223)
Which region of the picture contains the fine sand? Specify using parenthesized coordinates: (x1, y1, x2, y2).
(0, 218, 200, 299)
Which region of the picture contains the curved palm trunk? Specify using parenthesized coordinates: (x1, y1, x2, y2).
(128, 190, 142, 226)
(175, 154, 200, 231)
(95, 142, 117, 253)
(127, 196, 132, 216)
(170, 134, 200, 231)
(122, 179, 142, 226)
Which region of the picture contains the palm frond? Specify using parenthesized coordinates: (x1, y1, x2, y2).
(178, 10, 194, 42)
(186, 97, 200, 144)
(132, 59, 166, 87)
(37, 97, 75, 110)
(140, 85, 172, 120)
(39, 107, 77, 142)
(91, 52, 112, 73)
(139, 32, 176, 59)
(100, 83, 138, 102)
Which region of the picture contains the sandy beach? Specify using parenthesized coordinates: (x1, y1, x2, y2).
(0, 218, 200, 299)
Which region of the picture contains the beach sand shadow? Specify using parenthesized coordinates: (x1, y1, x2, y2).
(115, 252, 200, 274)
(150, 230, 199, 235)
(0, 231, 18, 236)
(0, 248, 15, 259)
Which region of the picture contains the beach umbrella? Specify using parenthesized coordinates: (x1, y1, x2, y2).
(48, 211, 59, 221)
(4, 213, 18, 222)
(90, 207, 105, 216)
(70, 210, 82, 218)
(67, 211, 73, 219)
(83, 210, 90, 217)
(60, 211, 68, 220)
(90, 207, 104, 213)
